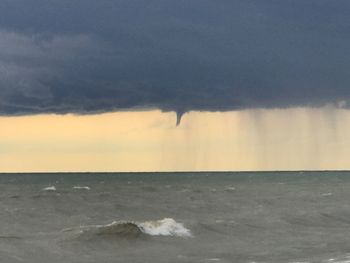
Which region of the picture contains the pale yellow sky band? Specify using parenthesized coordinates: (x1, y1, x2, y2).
(0, 107, 349, 172)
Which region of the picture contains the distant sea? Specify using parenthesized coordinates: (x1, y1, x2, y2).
(1, 172, 350, 263)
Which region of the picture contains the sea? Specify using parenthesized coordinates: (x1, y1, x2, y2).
(1, 172, 350, 263)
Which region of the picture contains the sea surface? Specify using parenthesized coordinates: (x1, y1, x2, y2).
(1, 172, 350, 263)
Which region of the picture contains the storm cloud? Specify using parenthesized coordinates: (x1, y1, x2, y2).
(0, 0, 350, 119)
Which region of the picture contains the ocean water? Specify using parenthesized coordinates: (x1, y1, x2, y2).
(1, 172, 350, 263)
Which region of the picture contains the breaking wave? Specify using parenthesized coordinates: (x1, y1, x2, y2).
(42, 186, 56, 191)
(138, 218, 191, 237)
(73, 186, 90, 190)
(63, 218, 191, 239)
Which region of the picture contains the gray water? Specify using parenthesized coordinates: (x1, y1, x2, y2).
(1, 172, 350, 263)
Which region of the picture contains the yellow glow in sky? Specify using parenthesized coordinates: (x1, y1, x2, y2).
(1, 108, 350, 172)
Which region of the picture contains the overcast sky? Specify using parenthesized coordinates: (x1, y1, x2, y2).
(1, 0, 350, 119)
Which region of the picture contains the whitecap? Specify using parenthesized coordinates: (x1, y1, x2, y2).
(65, 218, 192, 238)
(138, 218, 192, 237)
(42, 186, 56, 191)
(73, 186, 90, 190)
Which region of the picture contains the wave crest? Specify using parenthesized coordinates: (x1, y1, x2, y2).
(139, 218, 191, 237)
(63, 218, 191, 239)
(95, 221, 142, 237)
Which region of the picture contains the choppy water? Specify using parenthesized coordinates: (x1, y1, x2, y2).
(1, 172, 350, 262)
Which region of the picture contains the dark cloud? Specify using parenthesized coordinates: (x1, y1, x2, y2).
(0, 0, 350, 121)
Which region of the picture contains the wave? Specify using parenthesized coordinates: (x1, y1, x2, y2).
(42, 186, 56, 191)
(73, 186, 90, 190)
(138, 218, 191, 237)
(284, 212, 350, 228)
(63, 218, 191, 239)
(0, 235, 22, 239)
(323, 254, 350, 263)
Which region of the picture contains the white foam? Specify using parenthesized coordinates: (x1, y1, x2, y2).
(73, 186, 91, 190)
(138, 218, 192, 237)
(64, 218, 191, 238)
(42, 186, 56, 191)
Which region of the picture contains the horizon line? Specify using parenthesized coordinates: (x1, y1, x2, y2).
(1, 170, 350, 174)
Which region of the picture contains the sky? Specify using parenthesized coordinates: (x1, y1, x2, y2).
(2, 108, 350, 172)
(1, 1, 350, 172)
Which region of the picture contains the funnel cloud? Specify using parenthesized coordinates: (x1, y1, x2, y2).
(0, 0, 350, 119)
